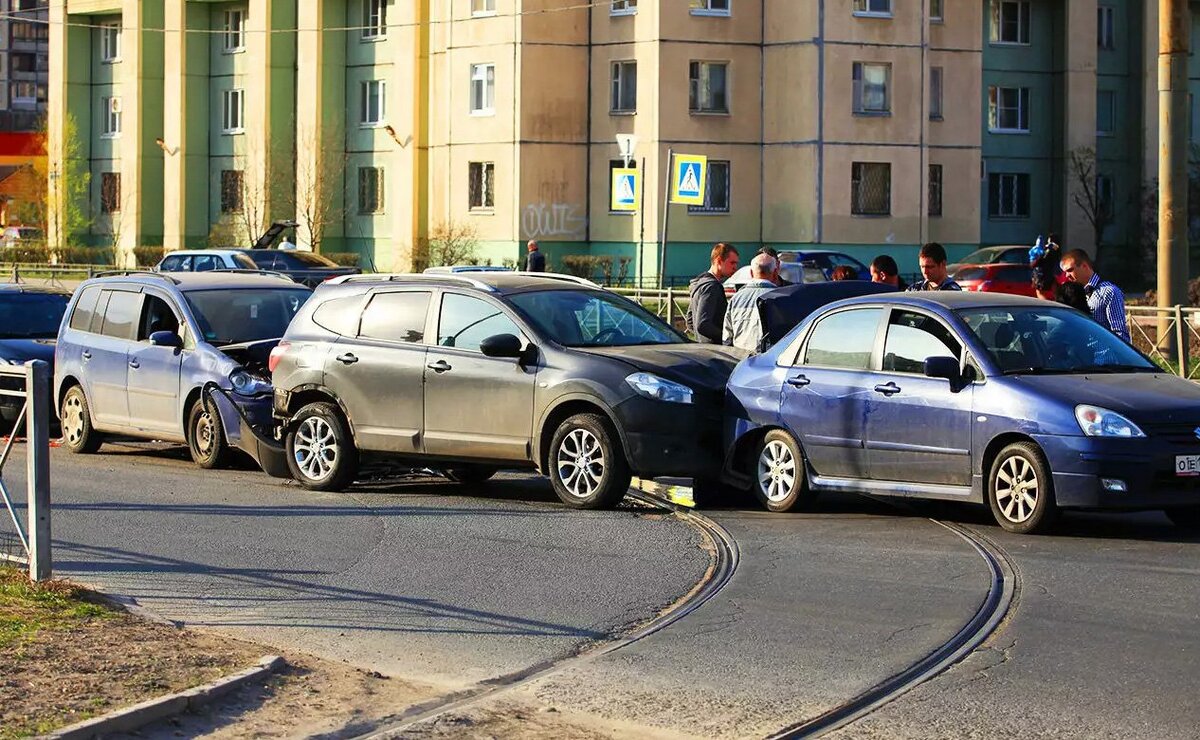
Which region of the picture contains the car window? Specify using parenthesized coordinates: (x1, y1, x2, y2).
(312, 295, 364, 336)
(809, 254, 832, 269)
(999, 249, 1027, 264)
(99, 290, 141, 340)
(834, 254, 867, 272)
(233, 254, 258, 270)
(509, 289, 683, 347)
(283, 252, 338, 268)
(159, 255, 189, 272)
(137, 294, 181, 341)
(68, 286, 101, 332)
(193, 255, 219, 272)
(996, 265, 1032, 282)
(437, 293, 522, 352)
(184, 288, 311, 345)
(245, 252, 276, 269)
(360, 292, 430, 344)
(883, 310, 961, 374)
(0, 292, 69, 339)
(960, 306, 1155, 374)
(802, 308, 882, 370)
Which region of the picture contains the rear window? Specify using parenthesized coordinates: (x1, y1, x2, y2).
(311, 295, 364, 336)
(0, 292, 70, 339)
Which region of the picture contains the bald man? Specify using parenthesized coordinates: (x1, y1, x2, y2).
(723, 252, 779, 352)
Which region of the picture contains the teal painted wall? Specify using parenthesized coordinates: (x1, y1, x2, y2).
(139, 1, 166, 245)
(342, 5, 391, 258)
(1095, 0, 1143, 260)
(88, 15, 120, 245)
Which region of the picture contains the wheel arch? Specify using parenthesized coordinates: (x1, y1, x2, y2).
(727, 424, 790, 479)
(536, 397, 624, 474)
(981, 432, 1042, 480)
(285, 384, 355, 432)
(57, 375, 84, 408)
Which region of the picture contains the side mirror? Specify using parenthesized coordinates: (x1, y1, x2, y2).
(924, 356, 961, 381)
(149, 330, 183, 349)
(480, 333, 524, 359)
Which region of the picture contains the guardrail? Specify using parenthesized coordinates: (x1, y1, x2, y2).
(611, 286, 690, 327)
(1126, 305, 1200, 380)
(0, 360, 51, 581)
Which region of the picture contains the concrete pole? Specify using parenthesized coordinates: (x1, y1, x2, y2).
(1159, 0, 1190, 361)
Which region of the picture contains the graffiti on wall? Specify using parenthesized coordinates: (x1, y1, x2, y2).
(521, 202, 587, 240)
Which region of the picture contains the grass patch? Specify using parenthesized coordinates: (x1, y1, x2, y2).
(0, 567, 113, 649)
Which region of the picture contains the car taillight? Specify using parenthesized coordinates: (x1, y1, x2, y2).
(268, 340, 290, 374)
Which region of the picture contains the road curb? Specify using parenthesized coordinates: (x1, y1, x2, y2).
(42, 655, 285, 740)
(631, 476, 695, 508)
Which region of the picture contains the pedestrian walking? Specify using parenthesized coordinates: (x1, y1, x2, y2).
(525, 240, 546, 272)
(869, 255, 908, 290)
(723, 253, 778, 352)
(907, 242, 962, 292)
(1060, 248, 1130, 342)
(687, 242, 740, 344)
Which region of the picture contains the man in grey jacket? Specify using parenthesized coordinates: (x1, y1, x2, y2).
(687, 243, 740, 343)
(723, 252, 778, 352)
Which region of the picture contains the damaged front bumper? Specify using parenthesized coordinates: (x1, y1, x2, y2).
(204, 383, 292, 478)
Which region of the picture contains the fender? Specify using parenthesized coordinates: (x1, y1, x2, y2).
(280, 382, 358, 435)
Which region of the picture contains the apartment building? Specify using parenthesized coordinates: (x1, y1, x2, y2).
(43, 1, 1194, 279)
(0, 0, 48, 131)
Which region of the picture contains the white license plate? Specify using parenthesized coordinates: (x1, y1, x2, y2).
(1176, 455, 1200, 477)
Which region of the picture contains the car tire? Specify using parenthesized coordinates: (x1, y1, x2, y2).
(187, 398, 231, 470)
(987, 441, 1058, 535)
(60, 385, 102, 454)
(1165, 506, 1200, 531)
(286, 402, 358, 492)
(548, 413, 630, 509)
(752, 430, 816, 513)
(443, 465, 499, 486)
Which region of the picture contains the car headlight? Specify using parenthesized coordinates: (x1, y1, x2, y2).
(229, 369, 271, 397)
(1075, 405, 1146, 438)
(625, 372, 694, 404)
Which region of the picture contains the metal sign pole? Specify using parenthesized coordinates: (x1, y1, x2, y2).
(659, 148, 674, 289)
(25, 360, 50, 582)
(637, 156, 646, 289)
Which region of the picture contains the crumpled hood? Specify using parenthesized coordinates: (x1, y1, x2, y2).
(1015, 372, 1200, 424)
(217, 338, 280, 375)
(0, 338, 56, 365)
(576, 344, 739, 392)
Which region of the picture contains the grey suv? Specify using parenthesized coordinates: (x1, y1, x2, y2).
(271, 273, 739, 508)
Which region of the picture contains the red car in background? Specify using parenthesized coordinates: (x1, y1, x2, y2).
(952, 263, 1036, 297)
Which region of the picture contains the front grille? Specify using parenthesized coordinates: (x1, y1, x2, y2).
(1143, 423, 1200, 446)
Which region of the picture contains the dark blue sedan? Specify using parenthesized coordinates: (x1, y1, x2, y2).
(724, 292, 1200, 534)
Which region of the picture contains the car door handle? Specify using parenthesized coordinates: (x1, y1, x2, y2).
(335, 353, 359, 365)
(128, 359, 140, 369)
(81, 351, 91, 361)
(786, 375, 811, 388)
(874, 382, 901, 396)
(427, 360, 452, 373)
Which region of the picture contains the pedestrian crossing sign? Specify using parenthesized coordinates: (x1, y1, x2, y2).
(670, 154, 707, 205)
(611, 168, 639, 212)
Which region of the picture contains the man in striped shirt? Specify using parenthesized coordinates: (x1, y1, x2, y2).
(1060, 249, 1130, 343)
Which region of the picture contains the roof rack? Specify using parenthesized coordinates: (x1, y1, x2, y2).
(324, 273, 499, 292)
(208, 268, 296, 282)
(90, 270, 180, 285)
(506, 272, 599, 288)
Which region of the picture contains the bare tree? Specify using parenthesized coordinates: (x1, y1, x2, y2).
(420, 221, 480, 271)
(232, 138, 293, 247)
(1069, 147, 1116, 263)
(291, 127, 347, 252)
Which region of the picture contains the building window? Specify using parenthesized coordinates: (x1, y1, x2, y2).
(1098, 6, 1115, 50)
(101, 96, 121, 137)
(1096, 174, 1114, 219)
(470, 63, 495, 115)
(852, 62, 891, 115)
(11, 82, 36, 105)
(471, 0, 496, 15)
(988, 173, 1030, 218)
(358, 167, 385, 214)
(689, 61, 729, 114)
(851, 162, 891, 216)
(988, 86, 1029, 132)
(853, 0, 891, 17)
(930, 66, 943, 120)
(930, 0, 944, 21)
(362, 0, 387, 40)
(223, 10, 245, 52)
(690, 0, 731, 16)
(991, 1, 1030, 45)
(100, 172, 121, 214)
(689, 160, 730, 214)
(469, 162, 495, 210)
(611, 61, 637, 113)
(611, 0, 637, 15)
(221, 170, 244, 214)
(1097, 90, 1115, 135)
(100, 22, 121, 63)
(929, 165, 942, 217)
(360, 80, 385, 125)
(222, 89, 244, 134)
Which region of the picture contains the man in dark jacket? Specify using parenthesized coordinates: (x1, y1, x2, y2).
(525, 240, 546, 272)
(687, 243, 740, 344)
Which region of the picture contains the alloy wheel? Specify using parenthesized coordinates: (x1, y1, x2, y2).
(994, 455, 1039, 524)
(758, 439, 797, 503)
(556, 428, 606, 499)
(293, 416, 339, 481)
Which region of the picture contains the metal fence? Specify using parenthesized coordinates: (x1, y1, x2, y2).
(1126, 305, 1200, 380)
(0, 361, 51, 581)
(611, 286, 691, 328)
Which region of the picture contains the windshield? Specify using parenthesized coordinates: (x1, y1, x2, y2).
(184, 288, 311, 346)
(508, 289, 686, 347)
(0, 293, 69, 338)
(958, 306, 1157, 375)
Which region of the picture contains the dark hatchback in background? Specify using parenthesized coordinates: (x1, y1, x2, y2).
(238, 250, 360, 288)
(0, 285, 69, 431)
(271, 273, 740, 508)
(725, 292, 1200, 534)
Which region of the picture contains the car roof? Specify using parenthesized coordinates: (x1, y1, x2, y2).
(838, 290, 1048, 311)
(81, 271, 307, 291)
(159, 249, 244, 257)
(320, 272, 599, 296)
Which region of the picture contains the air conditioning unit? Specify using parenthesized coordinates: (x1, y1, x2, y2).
(109, 97, 122, 114)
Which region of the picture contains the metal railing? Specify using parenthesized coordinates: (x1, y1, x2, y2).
(0, 360, 51, 581)
(611, 286, 691, 328)
(1126, 305, 1200, 380)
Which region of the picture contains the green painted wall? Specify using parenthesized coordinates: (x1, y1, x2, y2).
(1095, 0, 1143, 259)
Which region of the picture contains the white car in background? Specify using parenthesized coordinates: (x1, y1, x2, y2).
(1, 225, 45, 249)
(723, 262, 827, 295)
(156, 250, 260, 272)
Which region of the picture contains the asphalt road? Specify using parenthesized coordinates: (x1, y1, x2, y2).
(3, 441, 1199, 737)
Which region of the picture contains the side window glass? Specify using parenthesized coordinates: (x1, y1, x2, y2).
(100, 291, 141, 340)
(234, 254, 258, 269)
(312, 295, 365, 336)
(802, 308, 882, 370)
(160, 255, 184, 271)
(69, 286, 100, 332)
(137, 294, 181, 341)
(437, 294, 522, 353)
(882, 310, 962, 374)
(193, 255, 218, 272)
(360, 292, 430, 344)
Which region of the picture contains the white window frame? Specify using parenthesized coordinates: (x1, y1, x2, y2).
(222, 88, 245, 134)
(690, 0, 731, 17)
(990, 173, 1030, 218)
(223, 10, 245, 53)
(852, 62, 891, 116)
(611, 60, 637, 114)
(358, 166, 385, 215)
(988, 86, 1030, 133)
(930, 66, 943, 120)
(1096, 89, 1115, 136)
(1098, 6, 1115, 51)
(471, 0, 497, 16)
(853, 0, 892, 18)
(362, 0, 387, 40)
(611, 0, 637, 16)
(100, 22, 121, 64)
(100, 96, 122, 138)
(688, 160, 731, 215)
(360, 80, 386, 126)
(469, 161, 495, 211)
(930, 0, 944, 22)
(470, 63, 495, 116)
(689, 61, 730, 115)
(991, 0, 1031, 46)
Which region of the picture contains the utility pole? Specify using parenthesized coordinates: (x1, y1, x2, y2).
(1159, 0, 1190, 361)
